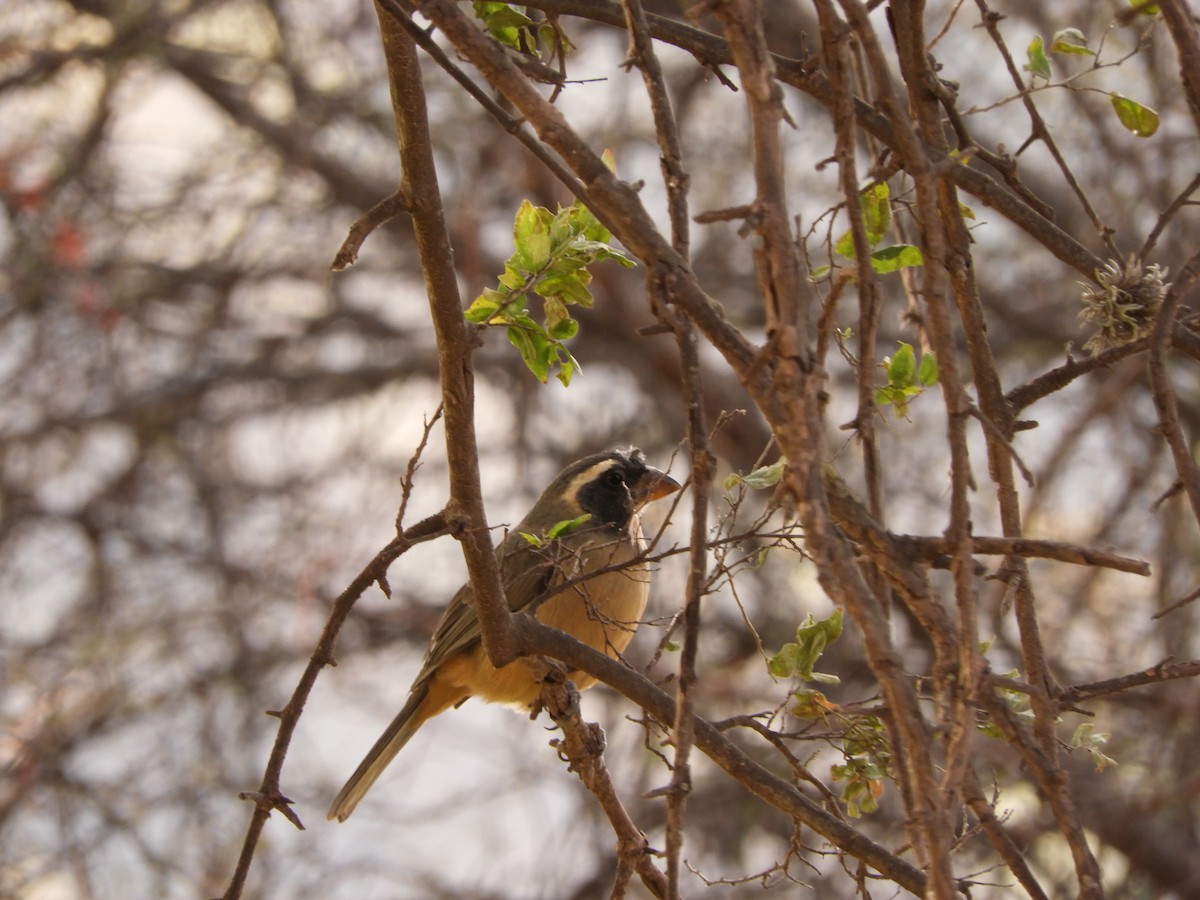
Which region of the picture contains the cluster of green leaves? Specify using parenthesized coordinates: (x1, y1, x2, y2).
(471, 2, 571, 58)
(464, 192, 635, 385)
(1024, 26, 1159, 137)
(767, 610, 893, 817)
(518, 513, 592, 547)
(812, 182, 924, 280)
(875, 341, 938, 418)
(768, 608, 843, 718)
(831, 717, 891, 818)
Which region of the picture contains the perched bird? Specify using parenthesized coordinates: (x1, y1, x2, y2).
(328, 447, 679, 822)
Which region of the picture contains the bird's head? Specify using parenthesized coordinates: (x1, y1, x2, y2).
(532, 447, 680, 533)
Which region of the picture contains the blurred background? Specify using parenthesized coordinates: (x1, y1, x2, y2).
(3, 1, 1199, 897)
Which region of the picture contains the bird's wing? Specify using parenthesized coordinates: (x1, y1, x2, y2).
(411, 532, 560, 681)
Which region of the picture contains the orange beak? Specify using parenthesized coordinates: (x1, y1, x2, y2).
(631, 467, 681, 507)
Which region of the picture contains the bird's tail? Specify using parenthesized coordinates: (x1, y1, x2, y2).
(326, 677, 465, 822)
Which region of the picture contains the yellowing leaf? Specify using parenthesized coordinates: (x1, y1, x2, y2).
(1051, 27, 1093, 56)
(1111, 94, 1159, 137)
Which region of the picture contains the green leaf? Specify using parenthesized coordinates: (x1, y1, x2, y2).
(471, 185, 636, 387)
(548, 317, 579, 341)
(1051, 27, 1094, 55)
(543, 294, 569, 328)
(877, 343, 936, 417)
(1128, 0, 1159, 15)
(538, 274, 594, 309)
(800, 607, 843, 645)
(464, 290, 503, 323)
(555, 353, 578, 386)
(808, 671, 842, 685)
(741, 458, 786, 490)
(518, 531, 543, 546)
(1071, 723, 1118, 771)
(547, 513, 592, 539)
(507, 324, 554, 382)
(570, 238, 634, 265)
(472, 2, 533, 50)
(498, 262, 526, 291)
(566, 198, 611, 243)
(834, 183, 892, 260)
(767, 643, 803, 678)
(875, 384, 919, 417)
(514, 199, 552, 273)
(809, 264, 832, 280)
(869, 244, 924, 274)
(1110, 94, 1160, 137)
(861, 182, 891, 244)
(769, 608, 843, 682)
(537, 22, 573, 57)
(790, 687, 837, 718)
(917, 351, 939, 386)
(1025, 35, 1051, 81)
(886, 342, 916, 387)
(834, 228, 857, 260)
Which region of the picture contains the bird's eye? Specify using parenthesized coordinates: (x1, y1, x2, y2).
(604, 468, 625, 486)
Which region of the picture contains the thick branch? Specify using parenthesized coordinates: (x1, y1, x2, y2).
(375, 5, 517, 666)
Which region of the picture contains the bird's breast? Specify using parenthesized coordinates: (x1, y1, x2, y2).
(535, 531, 649, 667)
(448, 529, 650, 706)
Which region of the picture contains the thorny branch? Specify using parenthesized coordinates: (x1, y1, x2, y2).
(219, 424, 448, 900)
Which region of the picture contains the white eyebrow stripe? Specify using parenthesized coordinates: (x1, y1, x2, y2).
(565, 460, 622, 499)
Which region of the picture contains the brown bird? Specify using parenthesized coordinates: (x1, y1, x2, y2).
(328, 447, 679, 822)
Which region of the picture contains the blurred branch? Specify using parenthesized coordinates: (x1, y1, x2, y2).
(1148, 249, 1200, 526)
(1157, 0, 1200, 137)
(163, 43, 382, 209)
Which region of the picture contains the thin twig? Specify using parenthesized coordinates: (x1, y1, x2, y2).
(1141, 171, 1200, 259)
